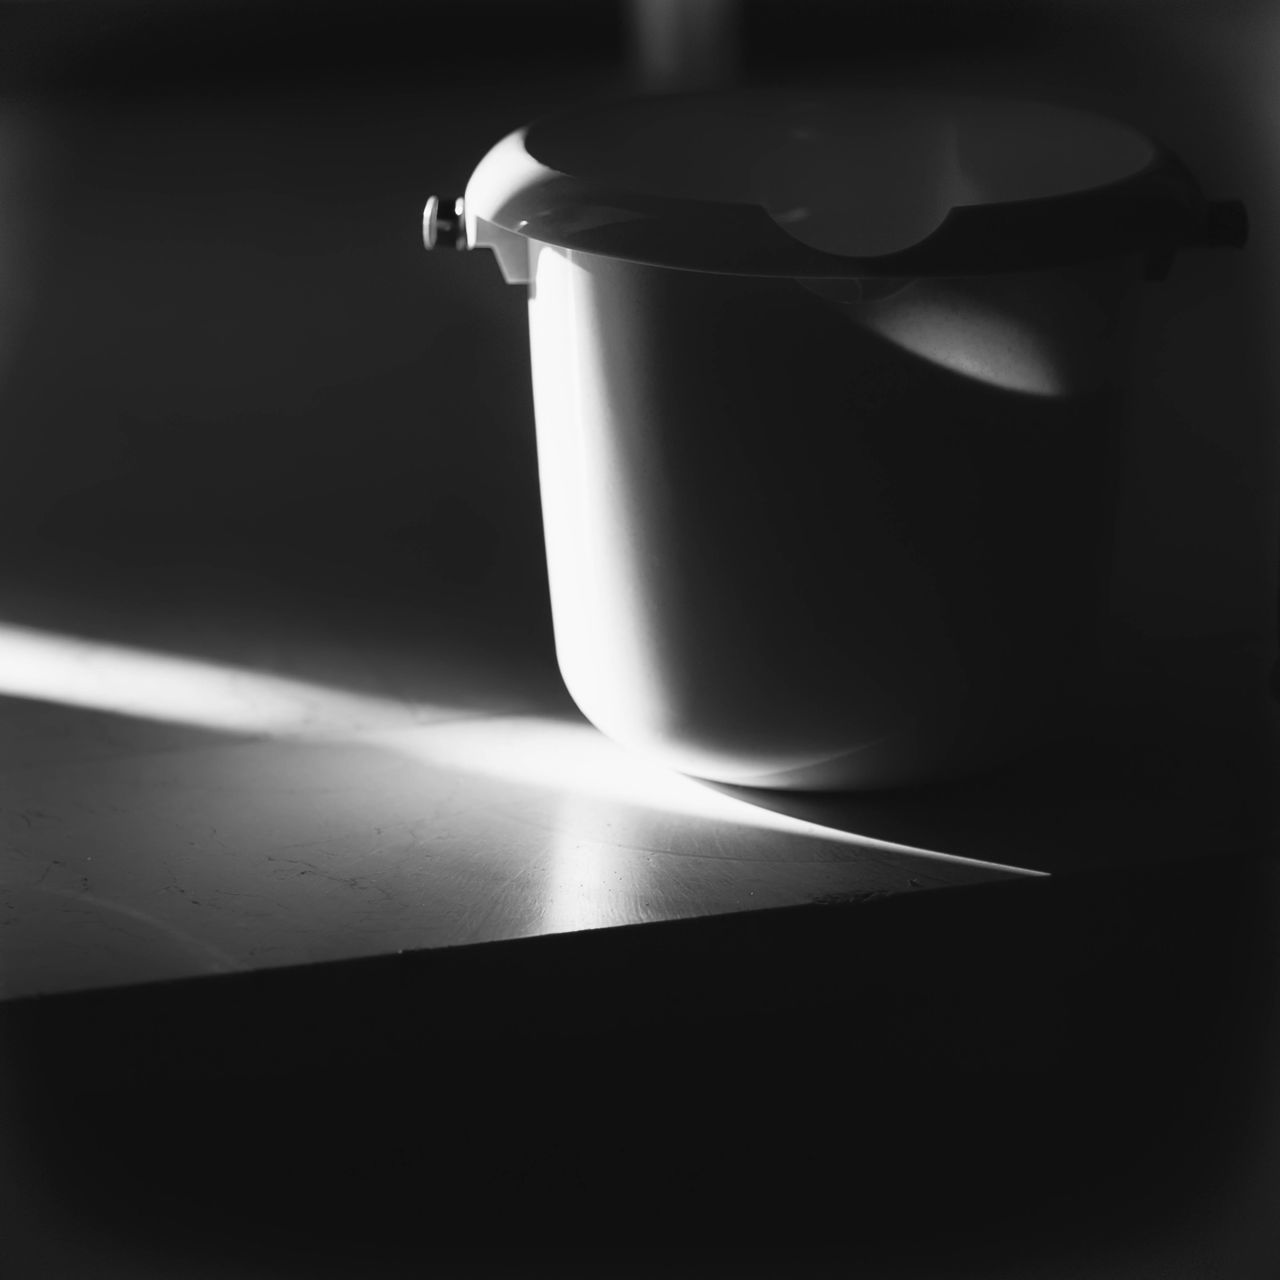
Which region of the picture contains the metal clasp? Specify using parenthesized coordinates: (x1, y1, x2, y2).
(423, 196, 469, 251)
(422, 192, 531, 285)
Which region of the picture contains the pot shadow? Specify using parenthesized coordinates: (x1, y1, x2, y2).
(706, 700, 1279, 877)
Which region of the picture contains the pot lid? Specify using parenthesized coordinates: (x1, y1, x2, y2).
(462, 87, 1244, 277)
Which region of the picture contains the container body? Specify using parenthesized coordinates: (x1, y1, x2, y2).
(528, 242, 1145, 789)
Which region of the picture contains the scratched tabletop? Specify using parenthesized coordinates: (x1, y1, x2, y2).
(0, 536, 1041, 1002)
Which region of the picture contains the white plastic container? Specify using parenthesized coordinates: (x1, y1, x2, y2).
(425, 88, 1247, 790)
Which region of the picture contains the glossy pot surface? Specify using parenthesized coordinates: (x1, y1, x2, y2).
(528, 243, 1143, 788)
(429, 87, 1246, 789)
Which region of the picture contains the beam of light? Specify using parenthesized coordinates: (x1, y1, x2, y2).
(856, 291, 1071, 398)
(385, 715, 1045, 878)
(760, 96, 1147, 398)
(0, 622, 464, 735)
(0, 623, 1042, 880)
(802, 275, 1109, 399)
(542, 813, 628, 936)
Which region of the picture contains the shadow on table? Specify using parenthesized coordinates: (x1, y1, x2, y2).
(710, 706, 1279, 877)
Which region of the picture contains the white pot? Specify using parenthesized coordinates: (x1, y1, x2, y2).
(428, 87, 1246, 790)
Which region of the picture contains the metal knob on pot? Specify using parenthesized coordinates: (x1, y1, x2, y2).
(423, 195, 468, 251)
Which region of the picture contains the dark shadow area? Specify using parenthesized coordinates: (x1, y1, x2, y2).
(0, 0, 629, 103)
(709, 708, 1278, 876)
(2, 853, 1277, 1275)
(696, 1, 1280, 878)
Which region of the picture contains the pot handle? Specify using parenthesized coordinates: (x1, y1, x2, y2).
(423, 195, 468, 250)
(423, 194, 532, 285)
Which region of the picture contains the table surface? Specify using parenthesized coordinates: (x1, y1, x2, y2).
(0, 591, 1035, 1003)
(3, 534, 1274, 1005)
